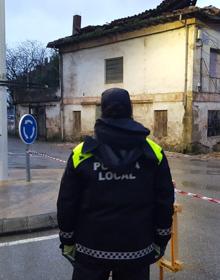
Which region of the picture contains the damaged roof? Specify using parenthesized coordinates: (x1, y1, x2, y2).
(47, 0, 220, 49)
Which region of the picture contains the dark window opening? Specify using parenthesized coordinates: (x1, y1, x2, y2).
(105, 57, 123, 84)
(154, 110, 168, 138)
(210, 49, 220, 78)
(30, 106, 46, 139)
(208, 110, 220, 137)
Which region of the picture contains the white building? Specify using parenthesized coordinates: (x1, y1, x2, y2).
(48, 0, 220, 152)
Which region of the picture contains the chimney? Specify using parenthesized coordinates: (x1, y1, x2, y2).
(72, 15, 81, 35)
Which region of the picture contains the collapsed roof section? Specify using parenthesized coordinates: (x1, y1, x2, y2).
(47, 0, 220, 49)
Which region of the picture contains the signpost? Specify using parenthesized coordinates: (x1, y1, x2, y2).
(0, 0, 8, 182)
(19, 114, 37, 182)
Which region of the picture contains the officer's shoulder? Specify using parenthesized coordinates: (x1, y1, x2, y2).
(72, 137, 98, 169)
(145, 138, 163, 165)
(73, 136, 98, 155)
(146, 138, 162, 150)
(72, 142, 84, 154)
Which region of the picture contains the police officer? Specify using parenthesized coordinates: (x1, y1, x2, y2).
(57, 88, 174, 280)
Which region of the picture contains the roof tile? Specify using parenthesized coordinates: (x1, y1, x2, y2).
(47, 0, 220, 49)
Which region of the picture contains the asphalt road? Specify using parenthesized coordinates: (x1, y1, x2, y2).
(0, 191, 220, 280)
(0, 230, 72, 280)
(8, 136, 73, 169)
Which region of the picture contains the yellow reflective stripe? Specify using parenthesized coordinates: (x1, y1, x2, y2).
(72, 142, 93, 168)
(146, 138, 163, 164)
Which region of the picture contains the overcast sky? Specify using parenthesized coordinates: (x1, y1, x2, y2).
(5, 0, 220, 47)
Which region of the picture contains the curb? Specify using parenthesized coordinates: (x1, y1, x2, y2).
(0, 212, 58, 237)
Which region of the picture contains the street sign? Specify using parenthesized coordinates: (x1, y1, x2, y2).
(19, 114, 37, 144)
(19, 114, 37, 182)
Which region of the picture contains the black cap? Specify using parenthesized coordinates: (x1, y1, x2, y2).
(101, 88, 132, 119)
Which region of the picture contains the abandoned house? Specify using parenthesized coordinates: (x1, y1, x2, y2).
(12, 54, 60, 140)
(14, 87, 61, 140)
(48, 0, 220, 152)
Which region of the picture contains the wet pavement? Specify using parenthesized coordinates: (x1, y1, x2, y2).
(0, 206, 219, 280)
(0, 137, 70, 220)
(0, 230, 72, 280)
(0, 136, 219, 279)
(8, 136, 73, 169)
(0, 168, 62, 219)
(1, 136, 220, 220)
(169, 156, 220, 203)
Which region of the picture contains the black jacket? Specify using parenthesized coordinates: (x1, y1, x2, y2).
(57, 118, 174, 266)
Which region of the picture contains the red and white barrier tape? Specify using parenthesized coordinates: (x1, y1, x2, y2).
(27, 150, 220, 205)
(175, 188, 220, 204)
(28, 150, 67, 164)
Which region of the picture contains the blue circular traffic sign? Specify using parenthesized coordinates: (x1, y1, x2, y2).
(19, 114, 37, 144)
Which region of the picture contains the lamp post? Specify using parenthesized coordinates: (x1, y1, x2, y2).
(0, 0, 8, 181)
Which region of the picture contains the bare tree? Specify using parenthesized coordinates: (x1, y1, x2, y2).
(6, 40, 59, 103)
(6, 40, 47, 84)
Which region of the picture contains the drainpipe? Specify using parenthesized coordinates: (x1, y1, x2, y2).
(197, 28, 203, 92)
(181, 16, 192, 152)
(59, 52, 64, 141)
(184, 19, 189, 108)
(199, 46, 203, 92)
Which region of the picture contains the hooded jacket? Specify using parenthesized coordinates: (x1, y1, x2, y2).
(57, 118, 174, 266)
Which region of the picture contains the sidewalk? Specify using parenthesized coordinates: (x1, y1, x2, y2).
(0, 168, 63, 236)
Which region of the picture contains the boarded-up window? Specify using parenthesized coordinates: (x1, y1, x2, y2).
(154, 110, 168, 138)
(105, 57, 123, 84)
(73, 111, 81, 134)
(208, 110, 220, 137)
(210, 49, 220, 78)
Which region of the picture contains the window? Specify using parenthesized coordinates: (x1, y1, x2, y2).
(154, 110, 168, 138)
(105, 57, 123, 84)
(210, 49, 220, 78)
(208, 110, 220, 137)
(73, 111, 81, 134)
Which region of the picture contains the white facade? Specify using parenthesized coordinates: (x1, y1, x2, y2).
(63, 25, 195, 96)
(61, 20, 197, 151)
(58, 17, 220, 152)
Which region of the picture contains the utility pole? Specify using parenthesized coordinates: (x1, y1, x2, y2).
(0, 0, 8, 181)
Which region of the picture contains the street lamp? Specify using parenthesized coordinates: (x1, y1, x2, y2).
(0, 0, 8, 181)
